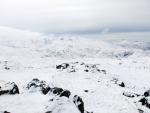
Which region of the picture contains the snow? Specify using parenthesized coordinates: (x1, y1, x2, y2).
(0, 27, 150, 113)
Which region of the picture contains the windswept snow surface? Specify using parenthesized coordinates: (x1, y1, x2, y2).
(0, 27, 150, 113)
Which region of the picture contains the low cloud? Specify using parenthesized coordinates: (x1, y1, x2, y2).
(0, 0, 150, 34)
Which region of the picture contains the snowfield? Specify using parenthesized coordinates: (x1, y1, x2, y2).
(0, 27, 150, 113)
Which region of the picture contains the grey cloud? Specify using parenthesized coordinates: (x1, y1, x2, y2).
(0, 0, 150, 34)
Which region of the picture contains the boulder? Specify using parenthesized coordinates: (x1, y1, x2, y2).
(119, 82, 125, 87)
(60, 90, 71, 98)
(73, 95, 84, 113)
(144, 90, 150, 97)
(26, 78, 50, 94)
(56, 63, 69, 70)
(50, 87, 71, 98)
(0, 81, 19, 96)
(139, 97, 150, 109)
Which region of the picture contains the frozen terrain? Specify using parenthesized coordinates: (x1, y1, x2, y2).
(0, 27, 150, 113)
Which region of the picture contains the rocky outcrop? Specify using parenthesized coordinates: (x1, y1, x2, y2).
(26, 78, 89, 113)
(26, 79, 71, 98)
(138, 89, 150, 109)
(26, 78, 50, 94)
(56, 62, 106, 74)
(111, 78, 125, 88)
(0, 79, 90, 113)
(123, 92, 140, 98)
(73, 95, 84, 113)
(0, 81, 19, 96)
(49, 87, 71, 98)
(0, 111, 11, 113)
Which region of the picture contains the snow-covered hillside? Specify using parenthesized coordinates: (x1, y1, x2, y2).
(0, 27, 150, 113)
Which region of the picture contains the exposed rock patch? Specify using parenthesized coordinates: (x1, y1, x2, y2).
(56, 62, 106, 74)
(123, 92, 140, 98)
(0, 81, 19, 96)
(26, 78, 50, 94)
(111, 78, 125, 88)
(138, 89, 150, 110)
(25, 78, 89, 113)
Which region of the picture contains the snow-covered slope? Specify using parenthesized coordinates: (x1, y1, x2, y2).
(0, 27, 150, 113)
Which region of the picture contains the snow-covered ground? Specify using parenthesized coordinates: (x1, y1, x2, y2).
(0, 27, 150, 113)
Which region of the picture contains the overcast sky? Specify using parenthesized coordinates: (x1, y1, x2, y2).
(0, 0, 150, 34)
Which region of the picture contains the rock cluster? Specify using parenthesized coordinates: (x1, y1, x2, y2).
(0, 81, 19, 96)
(111, 78, 125, 88)
(56, 62, 106, 74)
(0, 78, 91, 113)
(26, 78, 86, 113)
(123, 92, 140, 98)
(139, 90, 150, 109)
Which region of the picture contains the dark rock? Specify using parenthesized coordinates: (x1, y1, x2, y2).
(9, 82, 19, 94)
(139, 98, 147, 105)
(84, 69, 89, 72)
(56, 63, 69, 69)
(84, 90, 89, 93)
(4, 111, 10, 113)
(119, 82, 125, 87)
(56, 62, 106, 74)
(84, 64, 100, 73)
(80, 62, 85, 65)
(144, 90, 150, 97)
(26, 78, 50, 94)
(85, 111, 93, 113)
(51, 87, 63, 95)
(60, 90, 71, 98)
(138, 109, 144, 113)
(137, 89, 150, 110)
(27, 79, 71, 98)
(42, 87, 51, 95)
(45, 111, 52, 113)
(0, 82, 19, 96)
(0, 90, 9, 95)
(101, 70, 106, 74)
(4, 67, 10, 70)
(69, 68, 76, 73)
(123, 92, 139, 98)
(111, 78, 119, 84)
(56, 65, 62, 69)
(97, 80, 100, 83)
(73, 95, 84, 113)
(50, 87, 71, 98)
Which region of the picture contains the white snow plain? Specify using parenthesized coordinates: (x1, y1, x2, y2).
(0, 27, 150, 113)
